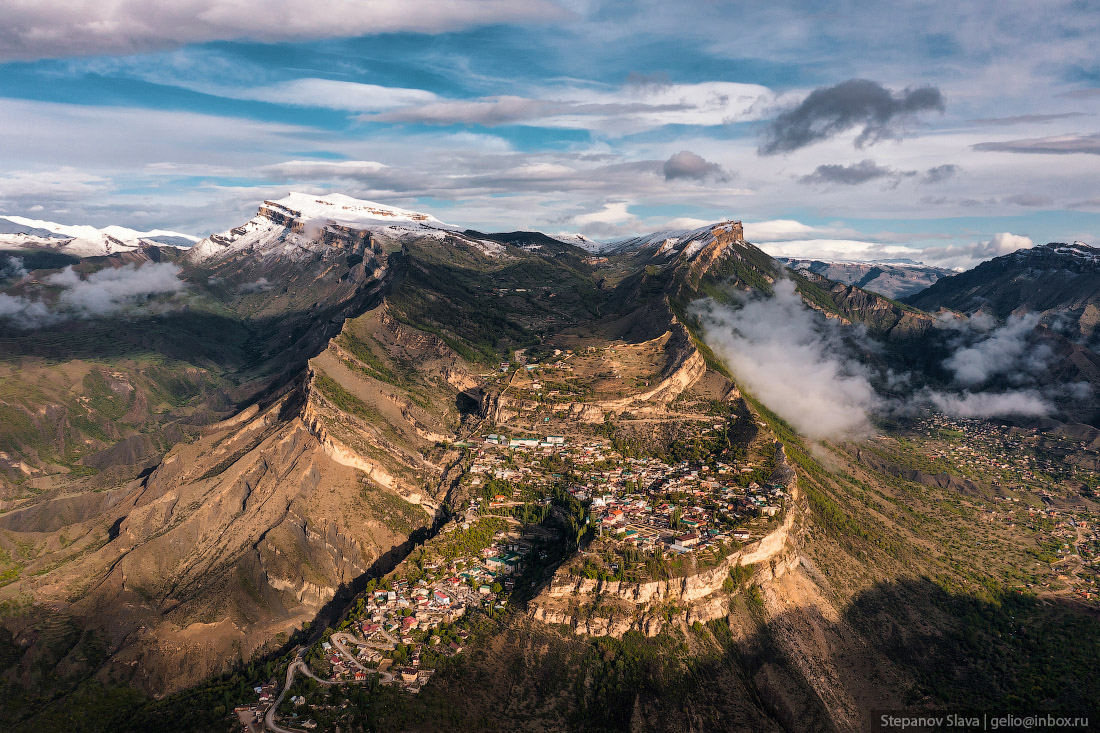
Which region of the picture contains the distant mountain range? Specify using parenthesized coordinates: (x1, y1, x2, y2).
(777, 258, 953, 299)
(0, 214, 199, 257)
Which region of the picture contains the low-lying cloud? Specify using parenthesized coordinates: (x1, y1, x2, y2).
(697, 281, 1074, 439)
(943, 313, 1051, 386)
(0, 261, 186, 328)
(696, 280, 879, 439)
(758, 78, 945, 155)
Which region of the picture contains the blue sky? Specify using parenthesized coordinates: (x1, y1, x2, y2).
(1, 0, 1099, 267)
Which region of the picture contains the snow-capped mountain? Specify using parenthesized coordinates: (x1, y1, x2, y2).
(606, 221, 743, 259)
(549, 232, 604, 252)
(0, 215, 199, 257)
(185, 192, 458, 263)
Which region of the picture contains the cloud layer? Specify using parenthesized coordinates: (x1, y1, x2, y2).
(697, 281, 1072, 439)
(0, 260, 186, 328)
(0, 0, 566, 61)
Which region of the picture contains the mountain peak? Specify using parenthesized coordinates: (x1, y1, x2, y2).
(186, 192, 457, 263)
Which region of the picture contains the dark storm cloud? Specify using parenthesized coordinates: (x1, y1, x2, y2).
(758, 79, 945, 156)
(662, 150, 728, 181)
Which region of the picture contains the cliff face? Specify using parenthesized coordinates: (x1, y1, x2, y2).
(531, 479, 804, 638)
(816, 278, 936, 340)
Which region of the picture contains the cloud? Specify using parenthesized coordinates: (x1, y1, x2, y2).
(926, 389, 1052, 418)
(571, 202, 635, 233)
(0, 256, 29, 283)
(942, 313, 1050, 386)
(758, 79, 945, 155)
(0, 293, 55, 329)
(799, 159, 910, 186)
(1003, 193, 1053, 207)
(969, 113, 1087, 126)
(47, 262, 186, 316)
(260, 160, 390, 179)
(367, 81, 772, 132)
(0, 168, 113, 206)
(696, 279, 879, 439)
(756, 231, 1033, 270)
(743, 220, 854, 242)
(238, 277, 274, 293)
(237, 79, 438, 112)
(921, 164, 959, 184)
(662, 151, 728, 181)
(800, 160, 960, 187)
(973, 133, 1100, 155)
(0, 0, 568, 61)
(692, 277, 1070, 434)
(918, 232, 1034, 269)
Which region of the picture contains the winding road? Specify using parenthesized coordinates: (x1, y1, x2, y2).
(263, 631, 401, 731)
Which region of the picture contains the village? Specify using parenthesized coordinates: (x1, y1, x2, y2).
(910, 415, 1100, 604)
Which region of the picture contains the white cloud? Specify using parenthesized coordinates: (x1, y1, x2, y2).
(697, 279, 879, 439)
(260, 160, 390, 178)
(753, 230, 1035, 269)
(0, 168, 112, 205)
(368, 81, 775, 133)
(237, 79, 438, 112)
(926, 389, 1052, 418)
(574, 202, 634, 225)
(47, 262, 186, 317)
(0, 0, 569, 61)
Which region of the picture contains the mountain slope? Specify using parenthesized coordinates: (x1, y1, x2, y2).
(905, 241, 1100, 336)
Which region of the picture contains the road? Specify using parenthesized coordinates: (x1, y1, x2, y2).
(330, 631, 395, 682)
(265, 648, 308, 733)
(264, 642, 391, 733)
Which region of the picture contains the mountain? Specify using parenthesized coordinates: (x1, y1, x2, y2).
(778, 257, 953, 299)
(548, 232, 603, 252)
(0, 214, 199, 257)
(2, 198, 1098, 732)
(905, 241, 1100, 338)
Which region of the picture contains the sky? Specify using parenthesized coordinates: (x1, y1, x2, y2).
(1, 0, 1099, 268)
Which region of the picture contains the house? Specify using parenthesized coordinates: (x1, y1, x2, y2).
(671, 532, 700, 552)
